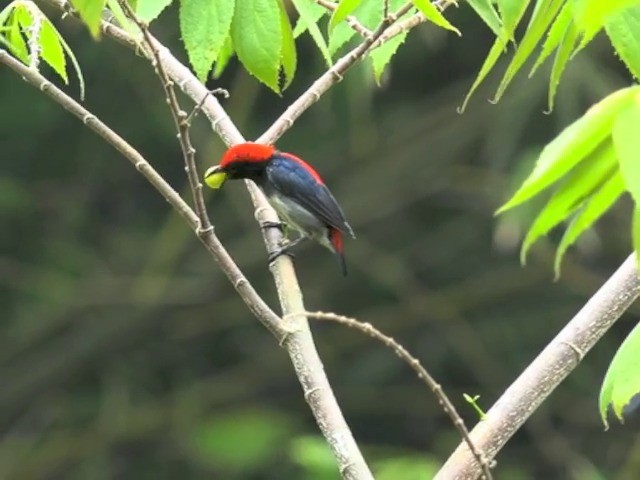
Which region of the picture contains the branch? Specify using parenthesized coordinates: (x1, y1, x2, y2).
(367, 0, 457, 53)
(435, 254, 640, 479)
(297, 311, 494, 479)
(315, 0, 372, 37)
(258, 1, 426, 144)
(0, 50, 285, 339)
(37, 2, 375, 478)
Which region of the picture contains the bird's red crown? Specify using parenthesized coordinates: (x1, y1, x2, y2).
(220, 143, 276, 167)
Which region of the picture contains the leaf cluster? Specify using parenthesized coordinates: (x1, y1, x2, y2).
(463, 0, 640, 111)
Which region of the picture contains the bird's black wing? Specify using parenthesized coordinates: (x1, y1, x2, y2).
(266, 156, 354, 237)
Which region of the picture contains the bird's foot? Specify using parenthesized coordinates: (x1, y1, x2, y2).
(267, 245, 295, 265)
(260, 220, 285, 232)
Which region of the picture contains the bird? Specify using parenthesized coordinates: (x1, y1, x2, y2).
(204, 142, 355, 275)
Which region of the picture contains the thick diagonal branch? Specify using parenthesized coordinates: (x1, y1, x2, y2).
(435, 254, 640, 479)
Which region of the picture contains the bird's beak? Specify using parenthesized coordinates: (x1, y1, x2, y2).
(204, 165, 227, 189)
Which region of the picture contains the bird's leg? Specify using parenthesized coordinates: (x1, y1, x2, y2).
(267, 236, 305, 264)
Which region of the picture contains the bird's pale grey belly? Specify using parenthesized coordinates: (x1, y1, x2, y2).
(267, 194, 332, 250)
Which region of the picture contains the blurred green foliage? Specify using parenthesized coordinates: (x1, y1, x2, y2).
(2, 1, 640, 480)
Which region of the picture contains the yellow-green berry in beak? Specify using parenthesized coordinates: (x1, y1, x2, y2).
(204, 166, 227, 189)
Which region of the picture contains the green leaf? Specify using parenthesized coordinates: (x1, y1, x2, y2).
(329, 0, 363, 32)
(554, 172, 625, 277)
(466, 0, 503, 38)
(497, 86, 640, 213)
(212, 35, 233, 78)
(599, 319, 640, 428)
(291, 0, 331, 65)
(231, 0, 282, 92)
(180, 0, 235, 81)
(69, 0, 107, 38)
(530, 0, 573, 76)
(40, 18, 68, 83)
(292, 1, 325, 38)
(497, 0, 531, 41)
(136, 0, 173, 22)
(5, 11, 29, 63)
(613, 94, 640, 204)
(279, 0, 297, 89)
(605, 5, 640, 81)
(370, 30, 407, 83)
(547, 14, 579, 111)
(573, 0, 640, 48)
(459, 38, 505, 112)
(493, 0, 565, 102)
(412, 0, 460, 35)
(520, 140, 617, 263)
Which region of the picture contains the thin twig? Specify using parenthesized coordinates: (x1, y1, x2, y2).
(435, 254, 640, 479)
(315, 0, 372, 37)
(0, 50, 285, 340)
(297, 311, 494, 480)
(258, 6, 396, 144)
(368, 0, 457, 52)
(116, 0, 211, 236)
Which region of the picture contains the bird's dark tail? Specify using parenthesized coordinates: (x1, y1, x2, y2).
(329, 229, 348, 276)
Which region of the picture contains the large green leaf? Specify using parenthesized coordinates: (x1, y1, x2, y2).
(497, 86, 639, 213)
(605, 5, 640, 81)
(39, 17, 68, 83)
(554, 172, 625, 276)
(520, 140, 617, 263)
(69, 0, 106, 38)
(412, 0, 460, 35)
(180, 0, 235, 81)
(613, 95, 640, 204)
(291, 0, 331, 65)
(466, 0, 503, 38)
(329, 0, 363, 32)
(600, 319, 640, 428)
(231, 0, 282, 92)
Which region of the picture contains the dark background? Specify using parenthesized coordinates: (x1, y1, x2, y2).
(2, 3, 639, 479)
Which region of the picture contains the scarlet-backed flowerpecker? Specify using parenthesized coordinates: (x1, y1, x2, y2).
(204, 143, 355, 275)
